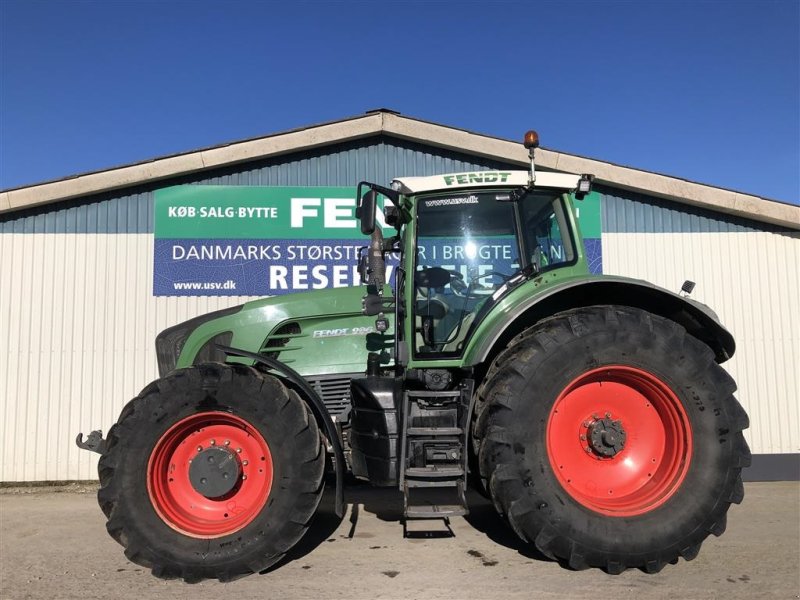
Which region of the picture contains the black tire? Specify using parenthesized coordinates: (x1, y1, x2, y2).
(470, 326, 539, 496)
(475, 305, 751, 573)
(97, 363, 325, 582)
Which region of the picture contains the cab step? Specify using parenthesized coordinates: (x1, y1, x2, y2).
(405, 466, 464, 478)
(400, 383, 473, 521)
(405, 504, 468, 519)
(407, 427, 462, 436)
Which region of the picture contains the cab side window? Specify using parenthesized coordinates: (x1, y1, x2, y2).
(519, 196, 574, 269)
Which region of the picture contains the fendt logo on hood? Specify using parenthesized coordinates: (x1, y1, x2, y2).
(312, 326, 375, 338)
(443, 172, 512, 186)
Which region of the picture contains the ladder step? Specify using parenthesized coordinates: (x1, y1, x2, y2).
(405, 504, 467, 519)
(407, 427, 462, 436)
(408, 391, 461, 398)
(406, 479, 460, 488)
(405, 467, 464, 478)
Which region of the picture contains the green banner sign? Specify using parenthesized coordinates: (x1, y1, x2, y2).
(574, 191, 602, 238)
(155, 185, 360, 239)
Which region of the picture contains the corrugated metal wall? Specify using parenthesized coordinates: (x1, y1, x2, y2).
(600, 185, 786, 234)
(601, 187, 800, 457)
(1, 138, 797, 481)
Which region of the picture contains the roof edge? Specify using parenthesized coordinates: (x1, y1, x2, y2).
(381, 114, 799, 230)
(1, 112, 383, 213)
(2, 110, 798, 230)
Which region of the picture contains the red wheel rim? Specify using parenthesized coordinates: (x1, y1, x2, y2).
(147, 412, 273, 538)
(546, 366, 692, 516)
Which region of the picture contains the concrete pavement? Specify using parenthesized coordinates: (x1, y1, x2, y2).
(0, 482, 798, 600)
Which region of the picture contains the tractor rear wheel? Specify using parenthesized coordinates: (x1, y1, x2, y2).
(476, 305, 750, 573)
(97, 363, 325, 582)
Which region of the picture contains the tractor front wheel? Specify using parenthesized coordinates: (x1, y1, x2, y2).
(97, 363, 325, 582)
(476, 306, 750, 573)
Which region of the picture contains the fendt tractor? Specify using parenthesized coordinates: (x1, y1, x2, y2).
(77, 131, 750, 582)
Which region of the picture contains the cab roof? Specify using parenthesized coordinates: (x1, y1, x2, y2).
(392, 171, 582, 195)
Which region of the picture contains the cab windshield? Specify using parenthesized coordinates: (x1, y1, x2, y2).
(413, 189, 573, 356)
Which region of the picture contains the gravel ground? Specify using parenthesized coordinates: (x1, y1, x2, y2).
(0, 481, 798, 600)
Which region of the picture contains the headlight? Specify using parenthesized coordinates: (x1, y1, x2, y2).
(155, 305, 242, 376)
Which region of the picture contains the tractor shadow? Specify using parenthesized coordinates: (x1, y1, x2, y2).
(344, 479, 553, 564)
(261, 481, 345, 574)
(262, 478, 553, 575)
(351, 482, 553, 563)
(261, 476, 404, 574)
(462, 489, 552, 563)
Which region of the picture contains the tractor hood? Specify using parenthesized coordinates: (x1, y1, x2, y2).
(158, 285, 392, 378)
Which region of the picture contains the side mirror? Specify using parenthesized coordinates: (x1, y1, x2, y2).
(359, 190, 377, 235)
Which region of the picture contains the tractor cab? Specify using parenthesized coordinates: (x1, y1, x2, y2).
(401, 175, 582, 358)
(356, 131, 595, 368)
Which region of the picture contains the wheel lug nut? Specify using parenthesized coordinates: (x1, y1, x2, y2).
(210, 439, 216, 445)
(605, 412, 611, 418)
(582, 421, 590, 427)
(585, 446, 592, 453)
(242, 475, 247, 480)
(236, 448, 242, 453)
(196, 446, 202, 452)
(224, 440, 231, 446)
(242, 460, 249, 466)
(580, 434, 587, 441)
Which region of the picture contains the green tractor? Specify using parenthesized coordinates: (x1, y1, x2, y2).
(77, 131, 750, 581)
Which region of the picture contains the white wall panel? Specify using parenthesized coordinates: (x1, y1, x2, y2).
(2, 229, 798, 481)
(603, 231, 800, 455)
(0, 233, 257, 481)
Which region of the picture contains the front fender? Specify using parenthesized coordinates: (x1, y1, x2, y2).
(218, 345, 347, 519)
(463, 275, 735, 366)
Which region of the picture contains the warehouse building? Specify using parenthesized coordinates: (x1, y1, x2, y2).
(1, 109, 798, 482)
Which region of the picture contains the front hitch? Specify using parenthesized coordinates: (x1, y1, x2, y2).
(75, 430, 107, 455)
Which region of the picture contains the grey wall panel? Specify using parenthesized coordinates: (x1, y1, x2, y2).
(3, 189, 155, 235)
(0, 137, 515, 234)
(599, 185, 793, 234)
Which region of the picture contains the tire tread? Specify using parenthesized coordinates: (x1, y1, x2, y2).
(97, 362, 325, 582)
(475, 305, 750, 573)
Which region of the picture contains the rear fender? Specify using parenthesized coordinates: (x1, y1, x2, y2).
(464, 277, 735, 369)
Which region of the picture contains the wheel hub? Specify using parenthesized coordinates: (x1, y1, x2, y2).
(188, 446, 241, 498)
(587, 417, 626, 457)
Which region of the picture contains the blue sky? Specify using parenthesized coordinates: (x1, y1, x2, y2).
(1, 1, 798, 203)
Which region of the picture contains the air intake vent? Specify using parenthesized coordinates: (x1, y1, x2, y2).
(262, 322, 302, 359)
